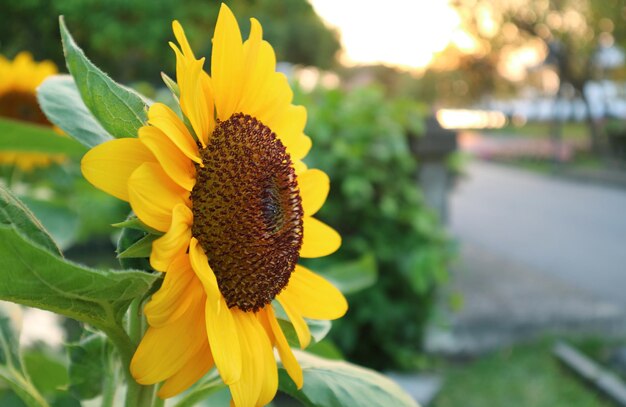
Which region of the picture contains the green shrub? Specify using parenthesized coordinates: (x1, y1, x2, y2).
(298, 85, 453, 370)
(605, 118, 626, 162)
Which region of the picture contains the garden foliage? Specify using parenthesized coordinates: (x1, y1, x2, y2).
(299, 85, 452, 370)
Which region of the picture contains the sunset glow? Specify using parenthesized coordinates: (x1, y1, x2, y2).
(309, 0, 463, 70)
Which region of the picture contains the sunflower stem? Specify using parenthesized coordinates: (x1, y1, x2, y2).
(137, 384, 156, 407)
(101, 360, 117, 407)
(104, 323, 140, 407)
(121, 298, 152, 407)
(153, 395, 165, 407)
(124, 381, 141, 407)
(104, 324, 134, 372)
(128, 297, 143, 345)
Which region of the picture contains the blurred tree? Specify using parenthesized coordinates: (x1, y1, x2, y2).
(419, 55, 506, 106)
(449, 0, 626, 151)
(237, 0, 341, 70)
(0, 0, 340, 83)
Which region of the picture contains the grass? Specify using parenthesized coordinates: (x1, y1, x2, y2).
(477, 120, 608, 176)
(491, 153, 604, 175)
(432, 339, 615, 407)
(485, 121, 590, 141)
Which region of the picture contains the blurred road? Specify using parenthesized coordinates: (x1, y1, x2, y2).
(450, 161, 626, 305)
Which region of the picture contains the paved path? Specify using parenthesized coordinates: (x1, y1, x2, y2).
(450, 161, 626, 305)
(428, 161, 626, 354)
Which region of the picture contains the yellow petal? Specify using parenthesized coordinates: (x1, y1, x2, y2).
(294, 160, 308, 175)
(150, 204, 193, 272)
(298, 169, 329, 217)
(131, 289, 205, 384)
(170, 41, 187, 88)
(81, 138, 155, 201)
(280, 265, 347, 320)
(158, 342, 213, 399)
(34, 60, 57, 85)
(212, 3, 244, 121)
(289, 135, 312, 162)
(265, 307, 303, 388)
(277, 297, 311, 349)
(241, 18, 263, 87)
(144, 255, 196, 327)
(152, 283, 197, 327)
(189, 240, 242, 385)
(263, 103, 312, 162)
(204, 297, 241, 386)
(228, 310, 276, 407)
(229, 311, 259, 407)
(300, 217, 341, 258)
(188, 238, 220, 294)
(179, 56, 212, 144)
(257, 308, 275, 343)
(255, 316, 278, 406)
(251, 73, 292, 126)
(236, 40, 277, 117)
(147, 103, 201, 163)
(172, 20, 195, 59)
(139, 126, 196, 191)
(11, 52, 44, 90)
(128, 163, 189, 232)
(236, 18, 264, 113)
(271, 105, 306, 152)
(201, 71, 216, 138)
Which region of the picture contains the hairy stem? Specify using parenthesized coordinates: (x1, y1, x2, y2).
(117, 299, 153, 407)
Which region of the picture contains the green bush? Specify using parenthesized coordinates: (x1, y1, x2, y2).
(605, 118, 626, 162)
(298, 85, 453, 370)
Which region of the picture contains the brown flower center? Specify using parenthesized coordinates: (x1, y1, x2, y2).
(0, 91, 51, 125)
(191, 113, 303, 312)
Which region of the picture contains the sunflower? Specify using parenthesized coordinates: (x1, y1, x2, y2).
(81, 4, 347, 405)
(0, 51, 65, 170)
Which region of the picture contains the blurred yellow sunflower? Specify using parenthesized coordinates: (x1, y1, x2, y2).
(81, 4, 347, 405)
(0, 51, 65, 170)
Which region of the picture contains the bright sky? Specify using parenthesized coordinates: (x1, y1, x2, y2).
(309, 0, 463, 71)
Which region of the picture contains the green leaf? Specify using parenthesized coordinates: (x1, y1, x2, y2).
(0, 186, 60, 256)
(306, 340, 344, 361)
(278, 318, 331, 349)
(59, 17, 148, 138)
(0, 391, 28, 407)
(23, 346, 69, 397)
(273, 302, 332, 348)
(279, 351, 420, 407)
(117, 234, 158, 259)
(0, 303, 49, 407)
(161, 72, 180, 100)
(49, 393, 80, 407)
(0, 118, 87, 157)
(0, 185, 157, 355)
(20, 197, 79, 251)
(112, 216, 161, 236)
(0, 225, 157, 333)
(66, 334, 109, 400)
(318, 254, 377, 295)
(116, 222, 154, 271)
(0, 367, 48, 407)
(173, 370, 225, 407)
(0, 303, 22, 369)
(37, 75, 113, 148)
